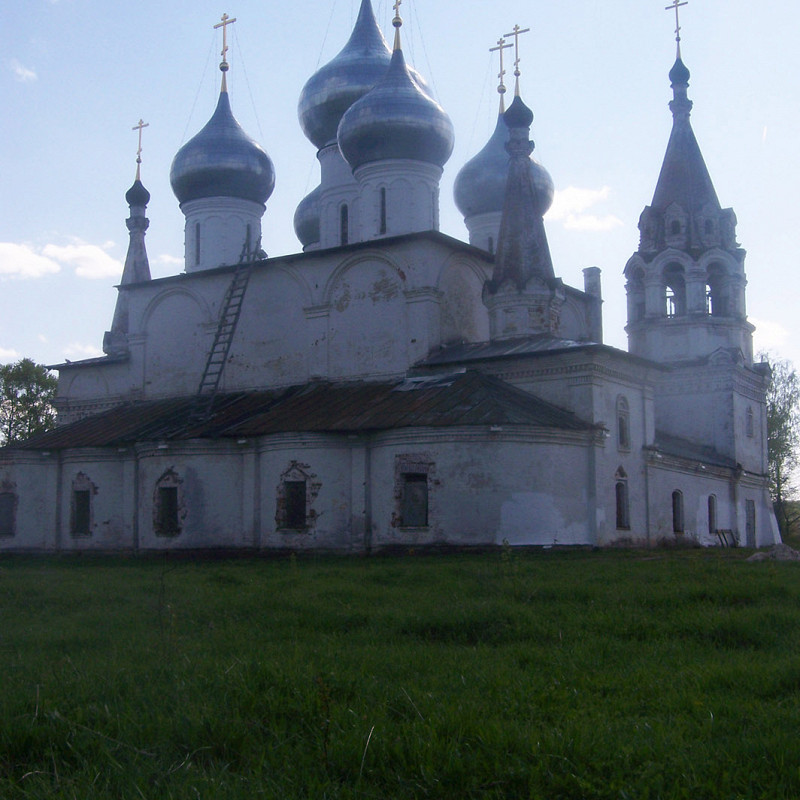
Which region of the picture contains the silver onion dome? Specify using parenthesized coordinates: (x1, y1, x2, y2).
(453, 112, 508, 218)
(294, 184, 321, 247)
(338, 47, 454, 171)
(170, 91, 275, 206)
(298, 0, 392, 151)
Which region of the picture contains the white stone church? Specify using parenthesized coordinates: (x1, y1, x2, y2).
(0, 2, 780, 552)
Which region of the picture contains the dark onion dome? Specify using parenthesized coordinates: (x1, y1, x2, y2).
(298, 0, 392, 151)
(294, 184, 321, 247)
(337, 47, 454, 171)
(170, 91, 275, 206)
(125, 178, 150, 208)
(503, 95, 555, 217)
(669, 56, 691, 86)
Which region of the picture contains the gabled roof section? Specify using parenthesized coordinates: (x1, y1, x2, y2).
(14, 371, 594, 451)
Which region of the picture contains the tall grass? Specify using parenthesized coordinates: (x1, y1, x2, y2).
(1, 549, 799, 798)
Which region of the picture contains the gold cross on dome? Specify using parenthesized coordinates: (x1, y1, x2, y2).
(132, 119, 149, 173)
(503, 24, 530, 78)
(214, 13, 237, 62)
(503, 24, 530, 94)
(489, 37, 513, 108)
(665, 0, 688, 53)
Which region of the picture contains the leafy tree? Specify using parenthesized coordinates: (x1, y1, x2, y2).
(0, 358, 58, 446)
(763, 354, 800, 536)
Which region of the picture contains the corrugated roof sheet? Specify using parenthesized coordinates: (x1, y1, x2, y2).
(14, 371, 594, 451)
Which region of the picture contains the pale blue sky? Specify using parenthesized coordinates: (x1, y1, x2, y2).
(1, 0, 798, 368)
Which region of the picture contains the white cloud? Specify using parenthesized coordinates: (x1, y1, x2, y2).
(63, 342, 104, 360)
(10, 59, 37, 83)
(156, 254, 183, 266)
(0, 347, 21, 363)
(751, 317, 789, 353)
(547, 186, 623, 232)
(0, 242, 60, 278)
(42, 239, 122, 279)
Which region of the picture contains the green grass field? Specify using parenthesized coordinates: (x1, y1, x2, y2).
(1, 549, 799, 799)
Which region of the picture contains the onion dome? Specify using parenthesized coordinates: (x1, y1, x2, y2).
(669, 57, 690, 86)
(338, 45, 454, 171)
(126, 178, 150, 208)
(298, 0, 392, 151)
(455, 105, 554, 220)
(170, 91, 275, 206)
(294, 184, 321, 247)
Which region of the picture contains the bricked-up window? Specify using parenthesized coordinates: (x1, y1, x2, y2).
(0, 493, 15, 537)
(71, 490, 91, 536)
(157, 487, 180, 535)
(401, 473, 428, 527)
(284, 480, 307, 529)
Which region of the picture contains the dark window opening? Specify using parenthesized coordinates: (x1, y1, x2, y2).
(379, 188, 387, 234)
(195, 223, 201, 266)
(616, 481, 630, 530)
(746, 407, 755, 438)
(745, 499, 756, 547)
(670, 220, 681, 236)
(672, 490, 684, 534)
(157, 486, 180, 535)
(705, 219, 714, 236)
(71, 489, 91, 536)
(401, 473, 428, 527)
(340, 204, 349, 245)
(284, 480, 307, 529)
(488, 236, 494, 255)
(0, 493, 15, 538)
(708, 495, 717, 535)
(617, 397, 630, 450)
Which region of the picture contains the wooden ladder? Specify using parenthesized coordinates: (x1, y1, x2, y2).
(192, 239, 262, 421)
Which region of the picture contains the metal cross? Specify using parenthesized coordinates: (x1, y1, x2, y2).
(665, 0, 688, 52)
(503, 24, 531, 82)
(214, 13, 237, 62)
(489, 37, 513, 106)
(132, 119, 149, 166)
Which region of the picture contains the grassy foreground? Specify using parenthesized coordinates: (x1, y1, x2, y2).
(1, 549, 799, 799)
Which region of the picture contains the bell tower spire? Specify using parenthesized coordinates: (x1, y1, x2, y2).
(624, 4, 752, 366)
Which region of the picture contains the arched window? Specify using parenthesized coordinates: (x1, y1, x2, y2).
(664, 264, 686, 318)
(670, 220, 681, 236)
(195, 223, 201, 266)
(340, 204, 349, 246)
(617, 396, 630, 450)
(379, 188, 387, 235)
(705, 264, 728, 316)
(615, 468, 630, 530)
(707, 495, 717, 535)
(672, 490, 684, 534)
(276, 462, 319, 532)
(746, 406, 754, 438)
(627, 268, 646, 322)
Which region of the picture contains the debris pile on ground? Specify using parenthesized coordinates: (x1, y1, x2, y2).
(746, 543, 800, 562)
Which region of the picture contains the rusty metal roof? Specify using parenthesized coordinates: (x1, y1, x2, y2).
(13, 370, 594, 451)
